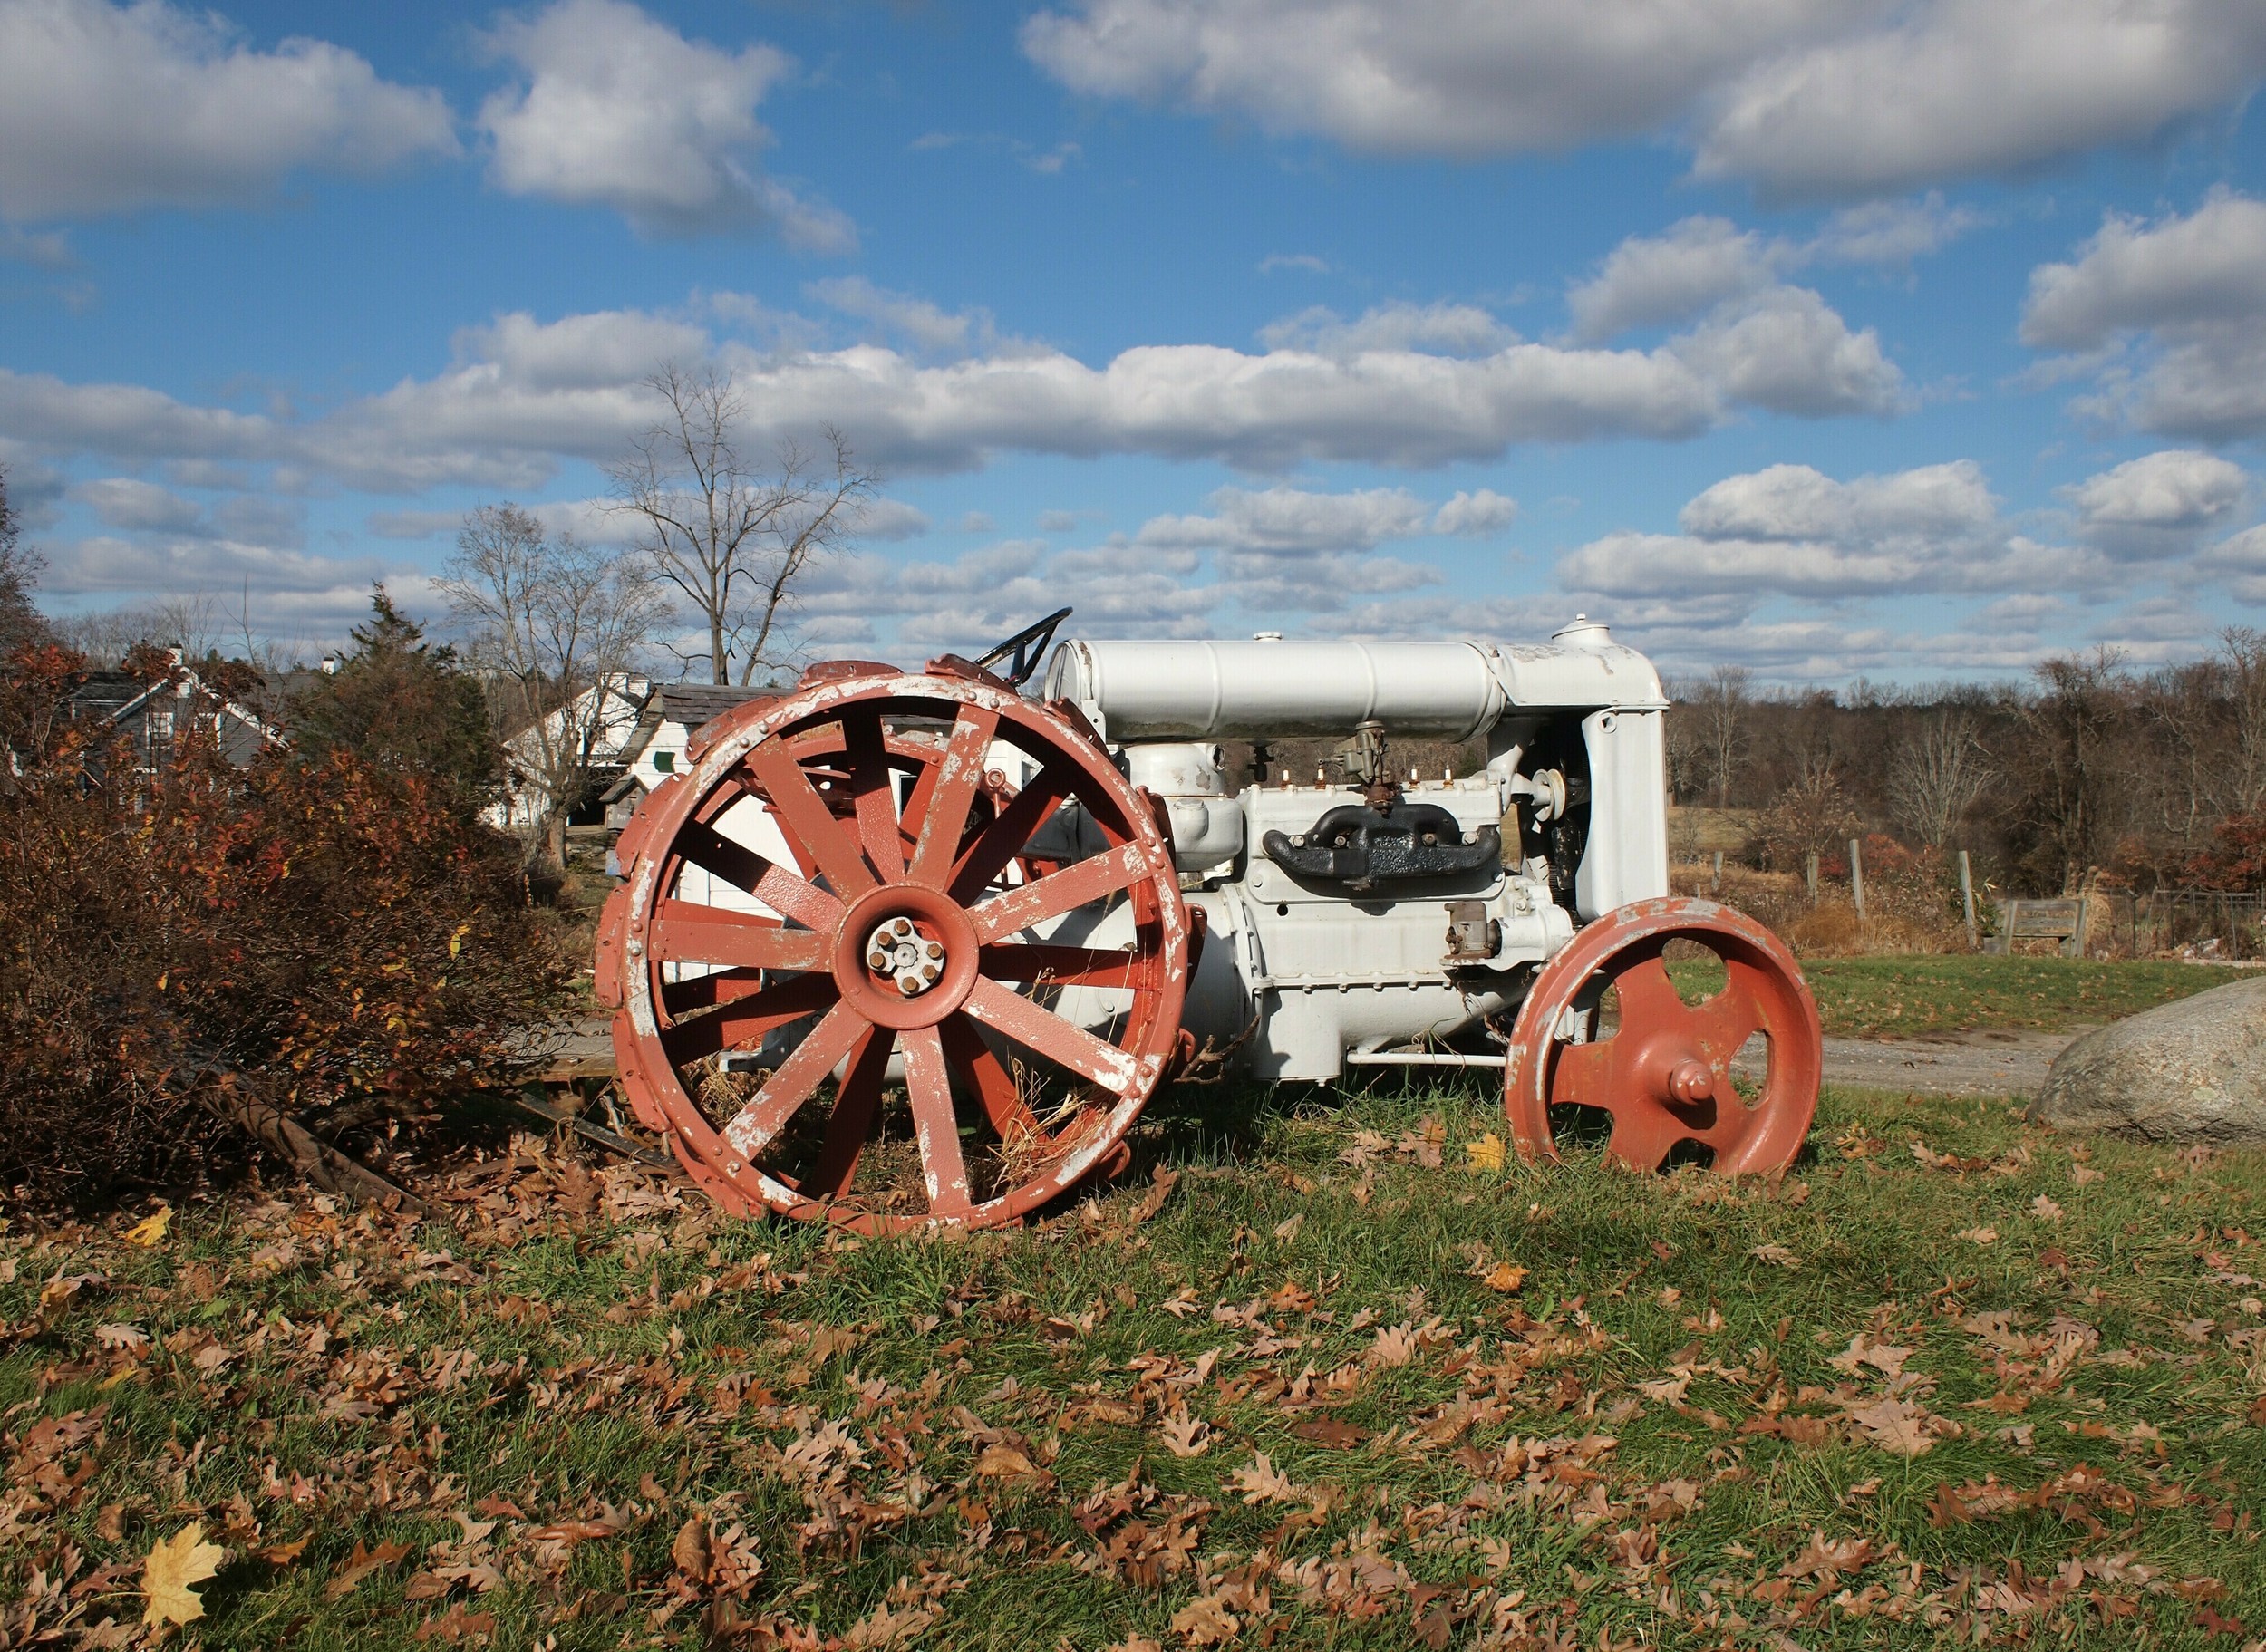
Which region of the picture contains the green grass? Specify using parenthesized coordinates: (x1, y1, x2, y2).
(5, 1081, 2264, 1649)
(1666, 952, 2236, 1040)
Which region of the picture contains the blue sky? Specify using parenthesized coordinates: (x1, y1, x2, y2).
(5, 0, 2266, 683)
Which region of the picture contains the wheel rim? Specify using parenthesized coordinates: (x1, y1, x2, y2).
(1504, 897, 1820, 1174)
(596, 665, 1190, 1231)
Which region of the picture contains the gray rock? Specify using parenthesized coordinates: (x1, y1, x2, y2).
(2031, 975, 2266, 1144)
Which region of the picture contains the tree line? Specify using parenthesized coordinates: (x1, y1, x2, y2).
(1664, 642, 2266, 896)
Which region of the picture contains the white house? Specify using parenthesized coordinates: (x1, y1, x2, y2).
(599, 681, 777, 830)
(489, 672, 652, 832)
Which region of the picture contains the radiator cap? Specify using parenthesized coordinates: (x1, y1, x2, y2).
(1550, 613, 1613, 650)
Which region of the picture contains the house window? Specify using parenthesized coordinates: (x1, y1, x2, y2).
(149, 710, 175, 741)
(654, 750, 675, 773)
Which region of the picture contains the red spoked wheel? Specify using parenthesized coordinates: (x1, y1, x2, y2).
(1504, 897, 1821, 1174)
(595, 662, 1190, 1232)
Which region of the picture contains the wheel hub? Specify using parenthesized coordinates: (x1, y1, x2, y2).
(865, 915, 947, 997)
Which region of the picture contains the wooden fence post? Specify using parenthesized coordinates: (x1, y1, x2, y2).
(1958, 849, 1978, 950)
(1849, 837, 1865, 920)
(1712, 850, 1722, 892)
(1806, 853, 1818, 906)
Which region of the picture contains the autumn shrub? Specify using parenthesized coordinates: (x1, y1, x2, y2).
(0, 712, 569, 1214)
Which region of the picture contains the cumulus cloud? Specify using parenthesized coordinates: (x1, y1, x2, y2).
(477, 0, 850, 246)
(1567, 217, 1775, 342)
(0, 0, 456, 221)
(0, 277, 1914, 505)
(1668, 287, 1903, 417)
(2066, 449, 2247, 558)
(808, 277, 1025, 360)
(1557, 459, 2090, 599)
(1022, 0, 2266, 197)
(2021, 190, 2266, 440)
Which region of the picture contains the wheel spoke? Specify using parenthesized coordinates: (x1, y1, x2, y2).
(901, 1024, 974, 1218)
(1609, 953, 1685, 1038)
(1546, 1039, 1615, 1109)
(648, 901, 827, 971)
(659, 971, 838, 1065)
(659, 967, 762, 1017)
(939, 1012, 1042, 1145)
(976, 941, 1144, 990)
(947, 762, 1070, 901)
(907, 706, 1001, 888)
(1606, 1106, 1687, 1174)
(961, 973, 1141, 1097)
(842, 705, 906, 882)
(1688, 961, 1773, 1062)
(674, 816, 766, 894)
(721, 999, 869, 1159)
(968, 842, 1151, 943)
(748, 739, 877, 899)
(802, 1027, 895, 1201)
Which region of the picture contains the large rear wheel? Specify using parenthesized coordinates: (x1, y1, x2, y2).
(596, 662, 1190, 1231)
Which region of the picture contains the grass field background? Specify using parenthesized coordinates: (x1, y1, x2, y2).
(5, 1060, 2264, 1647)
(1672, 953, 2236, 1040)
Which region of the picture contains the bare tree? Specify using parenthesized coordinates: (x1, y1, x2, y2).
(1694, 664, 1751, 810)
(2218, 627, 2266, 819)
(441, 504, 666, 869)
(1887, 710, 1994, 847)
(0, 464, 48, 657)
(610, 363, 875, 686)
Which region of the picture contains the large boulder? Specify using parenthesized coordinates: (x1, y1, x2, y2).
(2032, 975, 2266, 1144)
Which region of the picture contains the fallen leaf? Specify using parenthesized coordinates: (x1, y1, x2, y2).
(1161, 1409, 1210, 1458)
(325, 1538, 411, 1600)
(125, 1207, 173, 1247)
(1226, 1451, 1304, 1504)
(2031, 1194, 2065, 1223)
(1957, 1228, 1999, 1244)
(1827, 1336, 1913, 1380)
(1134, 1165, 1179, 1223)
(1749, 1243, 1802, 1269)
(142, 1523, 225, 1628)
(413, 1603, 496, 1646)
(1464, 1134, 1506, 1174)
(257, 1537, 310, 1566)
(1272, 1212, 1303, 1242)
(1481, 1261, 1528, 1294)
(2073, 1164, 2104, 1185)
(672, 1515, 711, 1581)
(1850, 1397, 1936, 1458)
(1170, 1591, 1240, 1646)
(1292, 1417, 1369, 1448)
(94, 1323, 150, 1352)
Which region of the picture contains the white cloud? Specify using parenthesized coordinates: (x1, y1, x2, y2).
(0, 0, 456, 221)
(2021, 191, 2266, 440)
(2066, 449, 2248, 559)
(808, 277, 1025, 359)
(2023, 191, 2266, 350)
(1806, 194, 1984, 266)
(1256, 300, 1516, 357)
(1558, 459, 2091, 599)
(1022, 0, 2266, 197)
(476, 0, 850, 246)
(1567, 217, 1774, 342)
(0, 283, 1913, 502)
(1432, 488, 1516, 536)
(1694, 0, 2266, 198)
(1669, 287, 1904, 417)
(1258, 252, 1331, 275)
(1134, 485, 1432, 554)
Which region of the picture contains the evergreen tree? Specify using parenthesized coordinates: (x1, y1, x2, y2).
(293, 588, 501, 808)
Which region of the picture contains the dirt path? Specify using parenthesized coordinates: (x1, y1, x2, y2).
(547, 1022, 2077, 1098)
(1740, 1028, 2075, 1097)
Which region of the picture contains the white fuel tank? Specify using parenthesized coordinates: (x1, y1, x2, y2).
(1044, 630, 1664, 743)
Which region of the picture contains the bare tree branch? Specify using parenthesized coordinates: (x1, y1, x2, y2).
(441, 503, 666, 868)
(609, 364, 876, 685)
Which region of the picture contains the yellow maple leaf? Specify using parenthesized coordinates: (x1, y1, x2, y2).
(1482, 1261, 1528, 1293)
(1464, 1133, 1506, 1174)
(125, 1206, 172, 1247)
(142, 1522, 226, 1628)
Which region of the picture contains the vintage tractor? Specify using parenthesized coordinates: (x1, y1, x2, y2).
(594, 613, 1822, 1230)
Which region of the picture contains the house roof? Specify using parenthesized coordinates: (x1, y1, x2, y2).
(63, 666, 279, 745)
(597, 682, 780, 805)
(648, 683, 777, 729)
